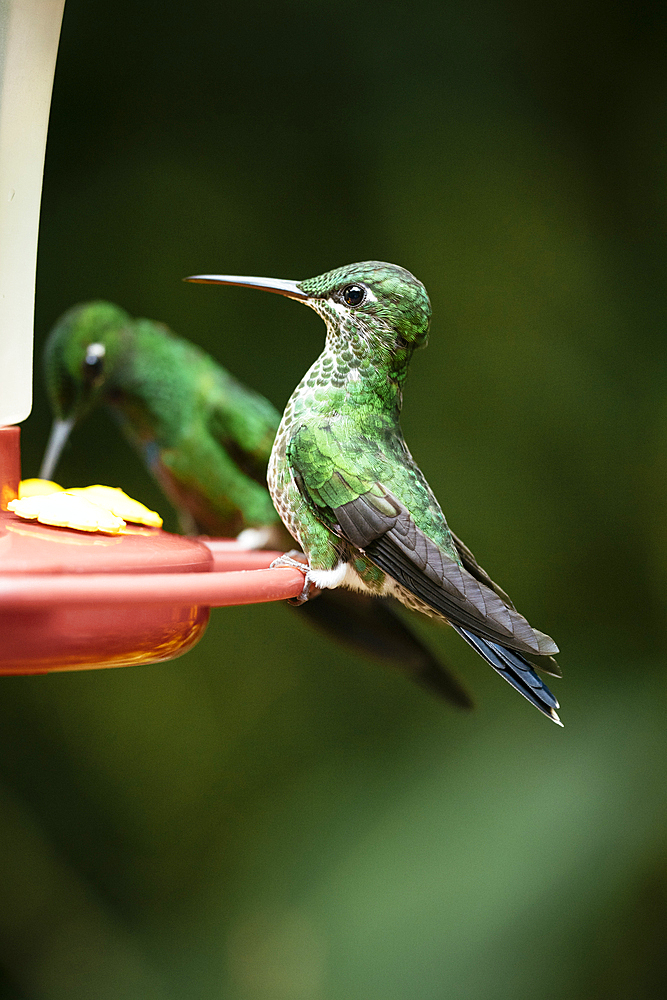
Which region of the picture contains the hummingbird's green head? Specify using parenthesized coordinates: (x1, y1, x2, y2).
(297, 261, 432, 353)
(43, 301, 132, 424)
(186, 261, 431, 372)
(40, 301, 132, 479)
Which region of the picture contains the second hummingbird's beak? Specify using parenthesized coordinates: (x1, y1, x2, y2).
(183, 274, 309, 300)
(40, 417, 75, 481)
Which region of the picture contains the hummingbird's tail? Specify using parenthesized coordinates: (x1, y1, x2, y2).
(450, 625, 562, 725)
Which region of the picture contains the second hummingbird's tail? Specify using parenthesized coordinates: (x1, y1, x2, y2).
(296, 591, 474, 709)
(450, 625, 562, 725)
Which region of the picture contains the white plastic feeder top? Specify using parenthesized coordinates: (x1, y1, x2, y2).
(0, 0, 65, 426)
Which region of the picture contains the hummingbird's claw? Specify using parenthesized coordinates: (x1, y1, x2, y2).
(270, 550, 321, 604)
(269, 548, 308, 569)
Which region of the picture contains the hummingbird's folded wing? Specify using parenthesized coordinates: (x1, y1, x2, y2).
(288, 425, 558, 660)
(449, 532, 514, 608)
(336, 490, 557, 657)
(448, 531, 561, 677)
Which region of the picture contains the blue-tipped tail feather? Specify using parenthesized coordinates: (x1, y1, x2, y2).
(451, 625, 562, 726)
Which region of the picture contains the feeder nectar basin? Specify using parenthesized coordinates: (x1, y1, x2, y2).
(0, 427, 304, 674)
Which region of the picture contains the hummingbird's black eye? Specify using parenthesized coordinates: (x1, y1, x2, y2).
(341, 284, 366, 307)
(82, 342, 106, 381)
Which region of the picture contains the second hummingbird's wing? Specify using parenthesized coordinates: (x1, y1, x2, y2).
(297, 590, 473, 708)
(288, 424, 558, 660)
(156, 432, 279, 537)
(205, 369, 281, 488)
(151, 364, 282, 537)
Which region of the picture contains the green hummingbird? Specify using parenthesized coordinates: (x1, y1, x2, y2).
(40, 301, 474, 707)
(186, 262, 562, 724)
(41, 301, 282, 540)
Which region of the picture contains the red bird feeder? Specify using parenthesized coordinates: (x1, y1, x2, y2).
(0, 2, 302, 674)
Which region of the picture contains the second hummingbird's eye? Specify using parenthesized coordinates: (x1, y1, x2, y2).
(83, 342, 106, 381)
(341, 284, 366, 307)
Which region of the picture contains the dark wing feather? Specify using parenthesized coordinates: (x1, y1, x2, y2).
(450, 531, 515, 608)
(335, 490, 401, 548)
(449, 531, 561, 679)
(334, 492, 558, 658)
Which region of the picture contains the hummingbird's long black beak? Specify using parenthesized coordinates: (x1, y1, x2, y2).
(184, 274, 308, 299)
(40, 417, 75, 480)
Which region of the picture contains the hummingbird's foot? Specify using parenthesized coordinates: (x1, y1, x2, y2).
(269, 550, 320, 604)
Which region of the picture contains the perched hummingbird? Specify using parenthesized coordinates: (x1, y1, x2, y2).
(186, 262, 562, 724)
(41, 302, 281, 540)
(41, 301, 474, 707)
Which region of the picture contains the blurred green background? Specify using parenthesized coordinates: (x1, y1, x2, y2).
(4, 0, 667, 996)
